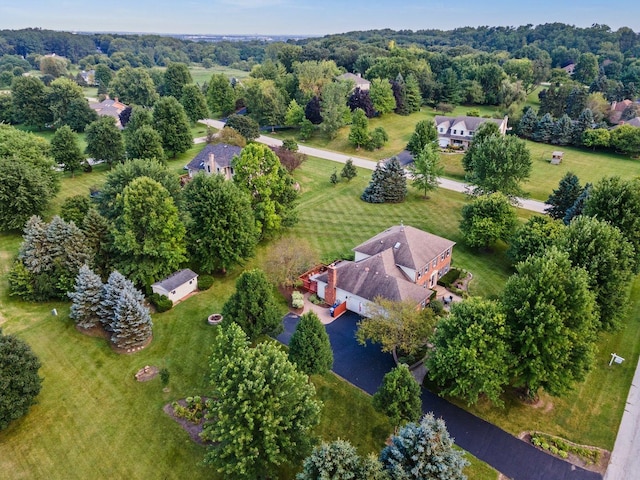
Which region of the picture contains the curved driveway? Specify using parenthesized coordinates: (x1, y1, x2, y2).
(199, 119, 548, 214)
(277, 312, 602, 480)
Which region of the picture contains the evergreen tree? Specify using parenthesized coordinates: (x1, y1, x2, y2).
(391, 73, 409, 115)
(406, 119, 438, 156)
(82, 208, 114, 277)
(361, 162, 387, 203)
(340, 158, 357, 182)
(153, 96, 192, 157)
(571, 108, 595, 145)
(180, 83, 209, 124)
(330, 168, 339, 185)
(368, 126, 389, 150)
(533, 112, 554, 143)
(348, 108, 370, 149)
(60, 195, 91, 227)
(0, 329, 42, 431)
(380, 414, 469, 480)
(551, 114, 573, 145)
(404, 74, 422, 113)
(125, 124, 165, 161)
(545, 172, 583, 220)
(51, 125, 85, 177)
(373, 364, 422, 429)
(563, 183, 592, 225)
(99, 271, 143, 332)
(110, 288, 153, 349)
(517, 107, 537, 139)
(382, 157, 407, 203)
(221, 269, 283, 341)
(68, 265, 104, 329)
(288, 312, 334, 375)
(298, 440, 386, 480)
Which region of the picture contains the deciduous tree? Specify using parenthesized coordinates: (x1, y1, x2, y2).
(502, 247, 597, 398)
(207, 73, 235, 116)
(85, 116, 125, 167)
(109, 66, 159, 107)
(409, 143, 443, 198)
(226, 113, 260, 141)
(51, 125, 85, 176)
(48, 77, 97, 131)
(0, 329, 42, 431)
(459, 193, 517, 249)
(369, 78, 396, 115)
(264, 236, 318, 288)
(348, 108, 369, 149)
(289, 311, 333, 375)
(320, 80, 351, 139)
(11, 76, 52, 130)
(428, 298, 511, 406)
(180, 83, 208, 123)
(183, 173, 258, 273)
(163, 62, 192, 99)
(202, 324, 321, 479)
(406, 119, 438, 156)
(507, 215, 564, 265)
(221, 269, 283, 340)
(373, 364, 422, 429)
(152, 96, 192, 157)
(112, 177, 186, 286)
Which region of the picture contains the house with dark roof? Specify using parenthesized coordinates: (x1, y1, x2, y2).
(185, 143, 243, 179)
(151, 269, 198, 303)
(337, 72, 371, 91)
(435, 115, 508, 149)
(312, 225, 455, 317)
(89, 97, 128, 127)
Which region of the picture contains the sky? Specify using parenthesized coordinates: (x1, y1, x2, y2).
(1, 0, 638, 36)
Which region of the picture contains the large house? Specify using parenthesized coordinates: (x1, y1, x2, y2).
(312, 225, 455, 317)
(337, 72, 371, 91)
(185, 143, 242, 179)
(435, 115, 508, 149)
(89, 97, 128, 127)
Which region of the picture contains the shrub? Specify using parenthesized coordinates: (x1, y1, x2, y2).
(198, 274, 214, 290)
(291, 291, 304, 309)
(159, 368, 170, 386)
(150, 293, 173, 313)
(436, 102, 455, 113)
(308, 293, 322, 305)
(437, 268, 463, 287)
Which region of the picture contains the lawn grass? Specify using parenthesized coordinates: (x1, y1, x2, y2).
(189, 65, 251, 85)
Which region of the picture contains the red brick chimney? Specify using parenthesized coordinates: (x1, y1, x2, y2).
(325, 263, 337, 305)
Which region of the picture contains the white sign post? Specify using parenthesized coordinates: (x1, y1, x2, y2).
(609, 353, 625, 366)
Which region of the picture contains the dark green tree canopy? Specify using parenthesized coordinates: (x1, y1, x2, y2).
(221, 269, 283, 341)
(85, 116, 125, 167)
(152, 96, 192, 157)
(373, 364, 422, 428)
(502, 247, 598, 398)
(361, 157, 407, 204)
(0, 329, 42, 431)
(288, 311, 333, 375)
(183, 173, 259, 273)
(226, 113, 260, 141)
(406, 119, 438, 156)
(51, 125, 85, 177)
(507, 215, 564, 265)
(163, 62, 192, 99)
(545, 172, 584, 220)
(125, 124, 165, 161)
(459, 193, 517, 249)
(109, 67, 159, 107)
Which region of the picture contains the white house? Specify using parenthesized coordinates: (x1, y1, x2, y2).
(435, 115, 508, 149)
(151, 269, 199, 303)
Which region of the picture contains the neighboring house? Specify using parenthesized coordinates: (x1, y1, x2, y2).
(561, 63, 576, 76)
(622, 117, 640, 127)
(185, 143, 242, 179)
(312, 225, 455, 317)
(151, 269, 198, 303)
(434, 115, 508, 149)
(609, 99, 634, 124)
(337, 72, 371, 91)
(89, 97, 128, 127)
(80, 69, 96, 85)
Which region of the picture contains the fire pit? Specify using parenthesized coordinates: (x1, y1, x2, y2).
(207, 313, 223, 325)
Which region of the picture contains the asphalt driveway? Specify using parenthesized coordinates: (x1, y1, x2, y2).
(277, 311, 602, 480)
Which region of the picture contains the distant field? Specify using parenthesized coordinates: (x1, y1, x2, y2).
(189, 65, 251, 85)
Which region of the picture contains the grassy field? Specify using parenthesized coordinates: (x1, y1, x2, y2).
(0, 153, 497, 479)
(189, 65, 251, 85)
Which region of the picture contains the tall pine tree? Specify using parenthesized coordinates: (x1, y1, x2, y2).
(545, 172, 583, 220)
(68, 265, 104, 329)
(110, 288, 153, 349)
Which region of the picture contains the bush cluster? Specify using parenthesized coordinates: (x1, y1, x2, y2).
(437, 268, 463, 288)
(150, 293, 173, 313)
(172, 396, 206, 424)
(197, 275, 214, 291)
(531, 432, 600, 464)
(291, 291, 304, 309)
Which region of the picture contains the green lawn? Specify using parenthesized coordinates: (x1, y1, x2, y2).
(189, 65, 251, 85)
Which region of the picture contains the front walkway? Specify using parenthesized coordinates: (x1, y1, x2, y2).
(277, 312, 602, 480)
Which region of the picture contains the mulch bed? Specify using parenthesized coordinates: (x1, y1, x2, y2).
(519, 432, 610, 475)
(163, 399, 214, 446)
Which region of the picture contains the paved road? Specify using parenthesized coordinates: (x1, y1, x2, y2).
(604, 354, 640, 480)
(198, 119, 548, 214)
(278, 312, 602, 480)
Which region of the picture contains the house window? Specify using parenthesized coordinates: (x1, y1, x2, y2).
(446, 248, 451, 257)
(453, 129, 457, 134)
(439, 128, 444, 133)
(432, 259, 437, 268)
(441, 253, 445, 261)
(460, 130, 464, 135)
(171, 290, 176, 295)
(189, 280, 193, 284)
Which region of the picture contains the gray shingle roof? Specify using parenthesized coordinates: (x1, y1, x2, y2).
(353, 225, 455, 271)
(152, 269, 198, 291)
(186, 143, 242, 172)
(435, 115, 504, 137)
(315, 251, 429, 304)
(337, 72, 371, 86)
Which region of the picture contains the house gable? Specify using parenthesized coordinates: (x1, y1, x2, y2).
(186, 143, 242, 178)
(151, 268, 198, 303)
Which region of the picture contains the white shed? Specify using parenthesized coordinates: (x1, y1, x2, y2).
(151, 269, 199, 303)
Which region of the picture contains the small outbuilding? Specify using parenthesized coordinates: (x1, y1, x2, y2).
(151, 269, 199, 303)
(550, 151, 564, 165)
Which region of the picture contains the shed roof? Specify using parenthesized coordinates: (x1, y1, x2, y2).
(152, 269, 198, 291)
